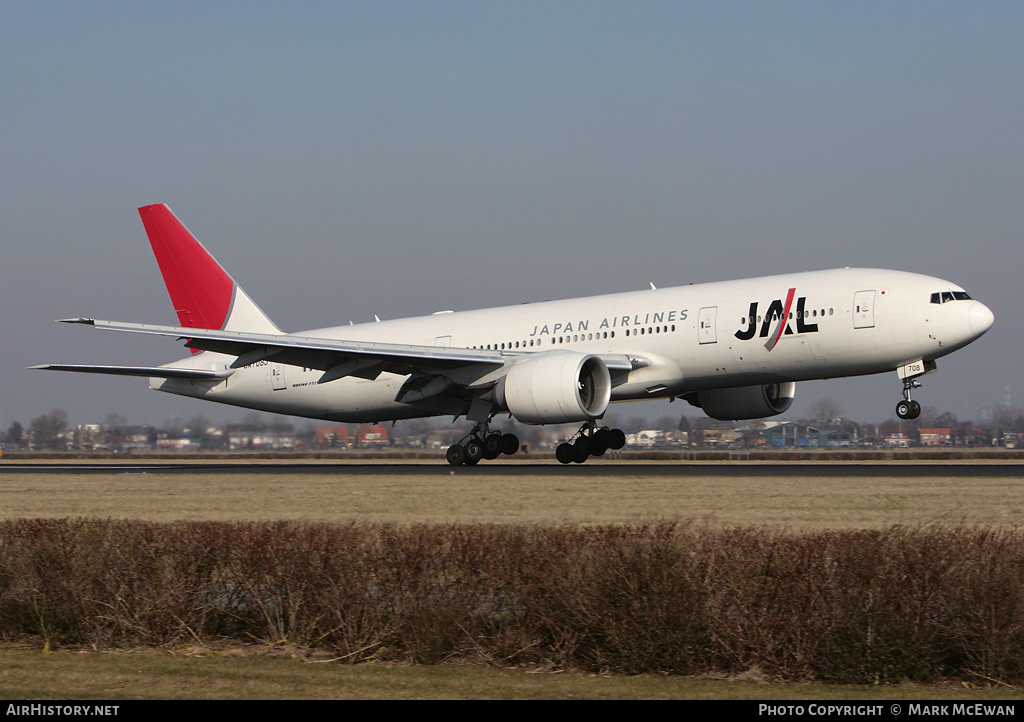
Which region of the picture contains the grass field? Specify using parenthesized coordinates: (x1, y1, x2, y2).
(3, 458, 1024, 700)
(4, 646, 1023, 700)
(1, 462, 1023, 527)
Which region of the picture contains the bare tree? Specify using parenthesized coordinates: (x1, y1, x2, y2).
(655, 414, 677, 433)
(104, 413, 127, 449)
(4, 421, 25, 449)
(809, 398, 843, 426)
(29, 409, 68, 450)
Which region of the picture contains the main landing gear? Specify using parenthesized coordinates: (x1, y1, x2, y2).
(446, 420, 520, 466)
(896, 378, 922, 420)
(555, 422, 626, 464)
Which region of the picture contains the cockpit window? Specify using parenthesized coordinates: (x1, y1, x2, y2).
(931, 291, 973, 304)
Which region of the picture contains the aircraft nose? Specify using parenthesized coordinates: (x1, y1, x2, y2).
(968, 301, 994, 337)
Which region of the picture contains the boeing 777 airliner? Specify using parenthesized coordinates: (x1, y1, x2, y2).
(33, 204, 994, 465)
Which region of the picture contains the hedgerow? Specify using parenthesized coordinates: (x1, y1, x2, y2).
(2, 518, 1023, 683)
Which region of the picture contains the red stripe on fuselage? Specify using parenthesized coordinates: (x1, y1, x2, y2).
(765, 287, 796, 351)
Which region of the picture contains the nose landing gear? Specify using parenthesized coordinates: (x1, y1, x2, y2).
(896, 378, 922, 420)
(894, 360, 936, 420)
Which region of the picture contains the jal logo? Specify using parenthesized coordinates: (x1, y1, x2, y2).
(734, 288, 819, 350)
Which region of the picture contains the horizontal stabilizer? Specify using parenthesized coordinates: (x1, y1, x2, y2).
(29, 364, 233, 380)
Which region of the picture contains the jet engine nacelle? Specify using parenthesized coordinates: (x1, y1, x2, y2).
(695, 382, 796, 421)
(496, 351, 612, 425)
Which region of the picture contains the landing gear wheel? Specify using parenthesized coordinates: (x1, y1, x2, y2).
(607, 428, 626, 450)
(449, 415, 523, 466)
(446, 444, 466, 466)
(555, 442, 575, 464)
(464, 437, 484, 463)
(896, 400, 921, 420)
(571, 437, 590, 464)
(500, 433, 519, 455)
(483, 433, 503, 460)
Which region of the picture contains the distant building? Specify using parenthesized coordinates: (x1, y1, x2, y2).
(227, 422, 297, 450)
(885, 431, 911, 448)
(763, 421, 818, 447)
(73, 424, 104, 450)
(624, 429, 689, 448)
(919, 428, 953, 446)
(156, 436, 197, 451)
(626, 430, 661, 447)
(118, 426, 157, 451)
(356, 425, 389, 447)
(818, 428, 856, 448)
(701, 427, 738, 447)
(315, 425, 351, 447)
(734, 421, 819, 447)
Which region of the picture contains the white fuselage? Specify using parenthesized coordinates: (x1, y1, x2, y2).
(153, 267, 992, 423)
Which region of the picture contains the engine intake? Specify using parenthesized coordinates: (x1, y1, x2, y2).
(497, 351, 612, 425)
(694, 382, 796, 421)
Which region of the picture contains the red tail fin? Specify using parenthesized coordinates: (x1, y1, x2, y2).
(138, 204, 279, 334)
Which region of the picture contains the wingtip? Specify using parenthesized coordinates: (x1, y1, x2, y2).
(57, 318, 96, 325)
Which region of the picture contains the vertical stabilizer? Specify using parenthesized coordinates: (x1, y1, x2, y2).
(138, 204, 281, 334)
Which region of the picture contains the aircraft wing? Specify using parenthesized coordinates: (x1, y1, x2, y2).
(40, 319, 641, 396)
(51, 318, 509, 383)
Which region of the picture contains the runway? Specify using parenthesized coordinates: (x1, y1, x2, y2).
(3, 460, 1023, 477)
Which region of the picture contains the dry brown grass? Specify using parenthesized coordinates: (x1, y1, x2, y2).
(0, 464, 1022, 527)
(7, 646, 1021, 700)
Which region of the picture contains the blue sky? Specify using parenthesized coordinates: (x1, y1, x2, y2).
(3, 1, 1022, 428)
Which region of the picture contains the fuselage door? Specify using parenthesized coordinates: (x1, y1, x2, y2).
(698, 306, 718, 344)
(854, 290, 875, 329)
(270, 363, 286, 391)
